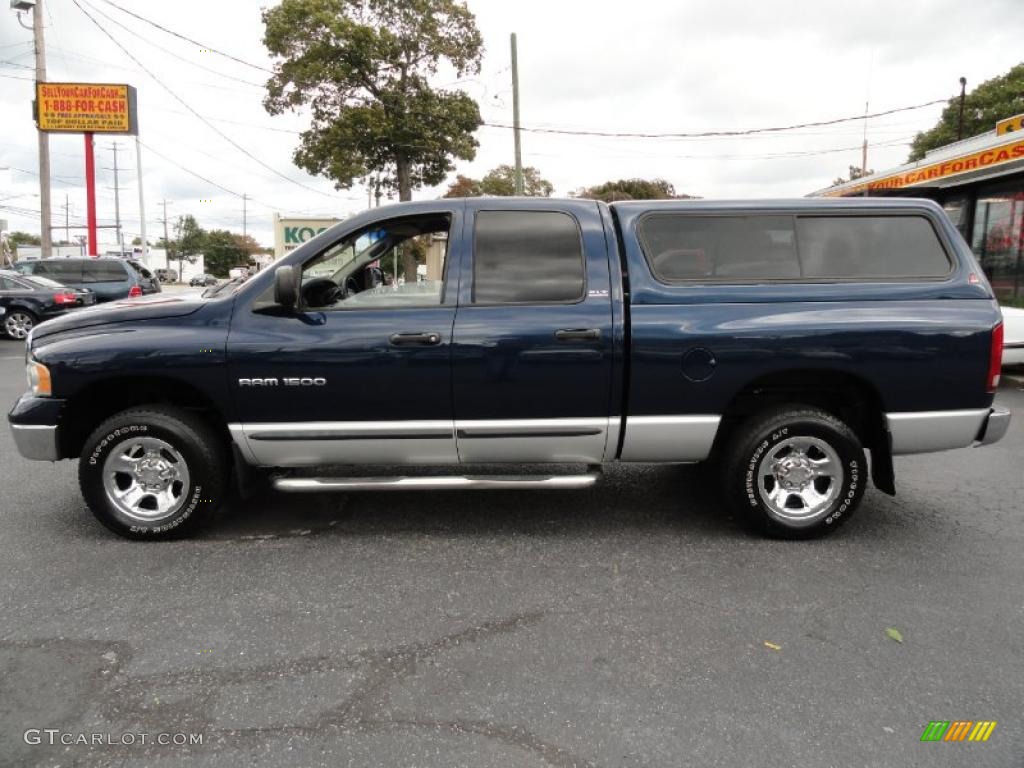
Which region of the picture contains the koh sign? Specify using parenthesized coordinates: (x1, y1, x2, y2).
(273, 214, 343, 257)
(35, 82, 138, 134)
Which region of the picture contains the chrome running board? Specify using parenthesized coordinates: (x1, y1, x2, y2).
(272, 473, 599, 492)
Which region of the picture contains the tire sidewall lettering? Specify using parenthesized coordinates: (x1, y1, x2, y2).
(85, 424, 206, 535)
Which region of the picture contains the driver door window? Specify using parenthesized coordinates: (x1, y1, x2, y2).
(299, 215, 451, 310)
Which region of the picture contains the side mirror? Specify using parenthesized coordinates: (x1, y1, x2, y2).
(274, 265, 299, 308)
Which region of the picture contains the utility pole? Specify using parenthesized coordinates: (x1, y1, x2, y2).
(510, 33, 524, 196)
(161, 199, 170, 247)
(32, 0, 52, 257)
(135, 137, 147, 257)
(957, 76, 967, 141)
(63, 192, 69, 244)
(160, 198, 173, 272)
(108, 142, 123, 254)
(242, 193, 247, 238)
(861, 101, 870, 197)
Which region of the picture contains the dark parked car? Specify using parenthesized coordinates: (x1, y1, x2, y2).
(190, 273, 218, 287)
(14, 258, 161, 302)
(155, 268, 178, 283)
(0, 270, 94, 340)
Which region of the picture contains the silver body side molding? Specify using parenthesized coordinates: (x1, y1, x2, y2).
(886, 409, 990, 455)
(230, 415, 711, 467)
(455, 417, 610, 463)
(618, 415, 722, 462)
(229, 421, 458, 467)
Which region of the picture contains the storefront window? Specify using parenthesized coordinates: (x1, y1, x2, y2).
(972, 182, 1024, 301)
(941, 196, 970, 240)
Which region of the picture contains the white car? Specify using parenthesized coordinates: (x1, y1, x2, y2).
(1002, 306, 1024, 366)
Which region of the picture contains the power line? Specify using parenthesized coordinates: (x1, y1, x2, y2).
(481, 99, 948, 139)
(138, 140, 244, 199)
(72, 0, 339, 201)
(77, 0, 265, 88)
(95, 0, 273, 73)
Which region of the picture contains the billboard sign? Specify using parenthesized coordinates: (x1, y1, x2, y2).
(35, 82, 138, 134)
(273, 214, 343, 257)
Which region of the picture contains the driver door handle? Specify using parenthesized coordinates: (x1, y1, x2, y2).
(555, 328, 601, 342)
(389, 332, 442, 346)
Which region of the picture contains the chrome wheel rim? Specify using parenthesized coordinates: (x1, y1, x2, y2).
(102, 437, 191, 522)
(757, 436, 843, 527)
(5, 312, 34, 340)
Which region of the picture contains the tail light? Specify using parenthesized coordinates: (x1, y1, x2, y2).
(128, 285, 143, 297)
(987, 322, 1003, 393)
(53, 292, 78, 305)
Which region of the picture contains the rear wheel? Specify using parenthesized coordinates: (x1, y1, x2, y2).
(4, 309, 37, 340)
(78, 405, 228, 539)
(723, 405, 866, 538)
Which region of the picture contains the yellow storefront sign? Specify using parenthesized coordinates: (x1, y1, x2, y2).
(830, 136, 1024, 197)
(35, 82, 138, 134)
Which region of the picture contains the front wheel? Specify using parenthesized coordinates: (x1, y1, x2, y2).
(722, 406, 866, 539)
(78, 406, 228, 539)
(4, 309, 37, 340)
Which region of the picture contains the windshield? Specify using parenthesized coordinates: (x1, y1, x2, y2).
(202, 275, 247, 298)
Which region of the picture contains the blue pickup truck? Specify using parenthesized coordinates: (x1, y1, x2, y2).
(8, 198, 1010, 540)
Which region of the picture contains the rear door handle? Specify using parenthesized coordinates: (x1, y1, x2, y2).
(554, 328, 601, 342)
(389, 332, 442, 346)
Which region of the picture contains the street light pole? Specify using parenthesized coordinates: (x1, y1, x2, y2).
(30, 0, 52, 258)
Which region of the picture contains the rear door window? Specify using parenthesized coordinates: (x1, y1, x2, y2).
(796, 216, 952, 278)
(473, 210, 585, 303)
(83, 261, 129, 283)
(0, 276, 28, 290)
(34, 260, 84, 283)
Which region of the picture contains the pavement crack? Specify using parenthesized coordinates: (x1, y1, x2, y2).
(43, 610, 594, 766)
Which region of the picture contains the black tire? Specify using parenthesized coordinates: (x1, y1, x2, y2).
(4, 308, 38, 340)
(722, 405, 866, 539)
(78, 405, 227, 540)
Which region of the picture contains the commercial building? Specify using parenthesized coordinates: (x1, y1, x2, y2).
(273, 214, 343, 258)
(812, 115, 1024, 301)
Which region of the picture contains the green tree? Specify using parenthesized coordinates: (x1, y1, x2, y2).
(263, 0, 483, 280)
(172, 215, 205, 277)
(8, 231, 41, 248)
(909, 64, 1024, 161)
(203, 229, 248, 277)
(831, 165, 873, 186)
(231, 233, 263, 258)
(442, 173, 482, 197)
(443, 165, 554, 197)
(574, 178, 689, 202)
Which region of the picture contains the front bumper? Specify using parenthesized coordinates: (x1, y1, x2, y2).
(10, 423, 59, 461)
(9, 393, 66, 462)
(976, 406, 1011, 446)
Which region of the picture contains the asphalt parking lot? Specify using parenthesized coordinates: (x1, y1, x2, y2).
(0, 340, 1021, 768)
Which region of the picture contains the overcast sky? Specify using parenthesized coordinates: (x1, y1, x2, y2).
(0, 0, 1021, 247)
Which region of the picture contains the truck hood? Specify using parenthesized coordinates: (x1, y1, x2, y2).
(30, 294, 206, 341)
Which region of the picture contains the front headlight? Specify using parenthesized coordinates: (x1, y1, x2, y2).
(26, 358, 52, 397)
